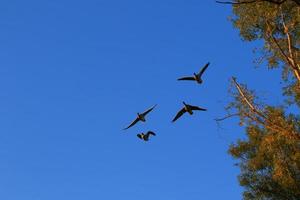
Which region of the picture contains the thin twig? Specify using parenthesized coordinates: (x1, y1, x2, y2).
(216, 0, 257, 4)
(215, 113, 240, 121)
(216, 0, 286, 5)
(216, 0, 300, 6)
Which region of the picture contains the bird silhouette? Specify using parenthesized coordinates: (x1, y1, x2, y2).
(172, 102, 206, 122)
(137, 131, 156, 141)
(123, 105, 157, 130)
(178, 62, 210, 84)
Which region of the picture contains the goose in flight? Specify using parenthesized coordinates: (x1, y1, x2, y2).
(123, 105, 157, 130)
(137, 131, 156, 141)
(178, 62, 210, 84)
(172, 102, 206, 122)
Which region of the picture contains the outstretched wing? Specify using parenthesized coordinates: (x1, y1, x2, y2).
(198, 62, 210, 77)
(172, 108, 186, 122)
(142, 104, 157, 116)
(123, 117, 140, 130)
(189, 105, 207, 111)
(177, 76, 195, 81)
(147, 131, 156, 136)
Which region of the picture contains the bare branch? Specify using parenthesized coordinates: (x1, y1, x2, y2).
(270, 35, 293, 66)
(216, 0, 257, 4)
(232, 77, 261, 113)
(216, 0, 300, 6)
(216, 0, 287, 5)
(232, 77, 300, 139)
(266, 21, 300, 82)
(280, 10, 299, 72)
(215, 113, 240, 121)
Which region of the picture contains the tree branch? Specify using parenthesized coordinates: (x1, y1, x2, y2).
(216, 0, 257, 4)
(266, 20, 300, 82)
(270, 35, 300, 81)
(280, 10, 300, 73)
(216, 0, 287, 5)
(216, 0, 300, 6)
(215, 113, 240, 121)
(232, 77, 264, 115)
(232, 77, 300, 139)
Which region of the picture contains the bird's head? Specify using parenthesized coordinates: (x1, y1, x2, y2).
(182, 101, 187, 106)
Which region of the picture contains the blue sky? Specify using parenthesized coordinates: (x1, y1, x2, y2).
(0, 0, 283, 200)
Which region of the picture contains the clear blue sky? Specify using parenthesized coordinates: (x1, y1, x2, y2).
(0, 0, 283, 200)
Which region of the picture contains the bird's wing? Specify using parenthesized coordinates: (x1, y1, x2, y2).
(123, 118, 140, 130)
(177, 76, 195, 81)
(172, 108, 186, 122)
(198, 62, 210, 77)
(147, 131, 156, 136)
(142, 104, 157, 116)
(189, 105, 207, 111)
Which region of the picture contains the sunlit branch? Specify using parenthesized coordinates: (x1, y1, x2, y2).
(280, 10, 300, 73)
(232, 77, 264, 116)
(232, 77, 300, 139)
(266, 20, 300, 81)
(270, 35, 300, 81)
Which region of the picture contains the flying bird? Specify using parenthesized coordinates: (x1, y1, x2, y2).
(177, 62, 210, 84)
(137, 131, 156, 141)
(123, 105, 157, 130)
(172, 102, 206, 122)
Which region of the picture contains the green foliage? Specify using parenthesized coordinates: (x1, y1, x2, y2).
(223, 1, 300, 199)
(231, 0, 300, 104)
(229, 105, 300, 199)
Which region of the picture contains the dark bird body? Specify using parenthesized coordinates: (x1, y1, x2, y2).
(172, 102, 206, 122)
(137, 131, 156, 141)
(178, 62, 210, 84)
(123, 105, 157, 130)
